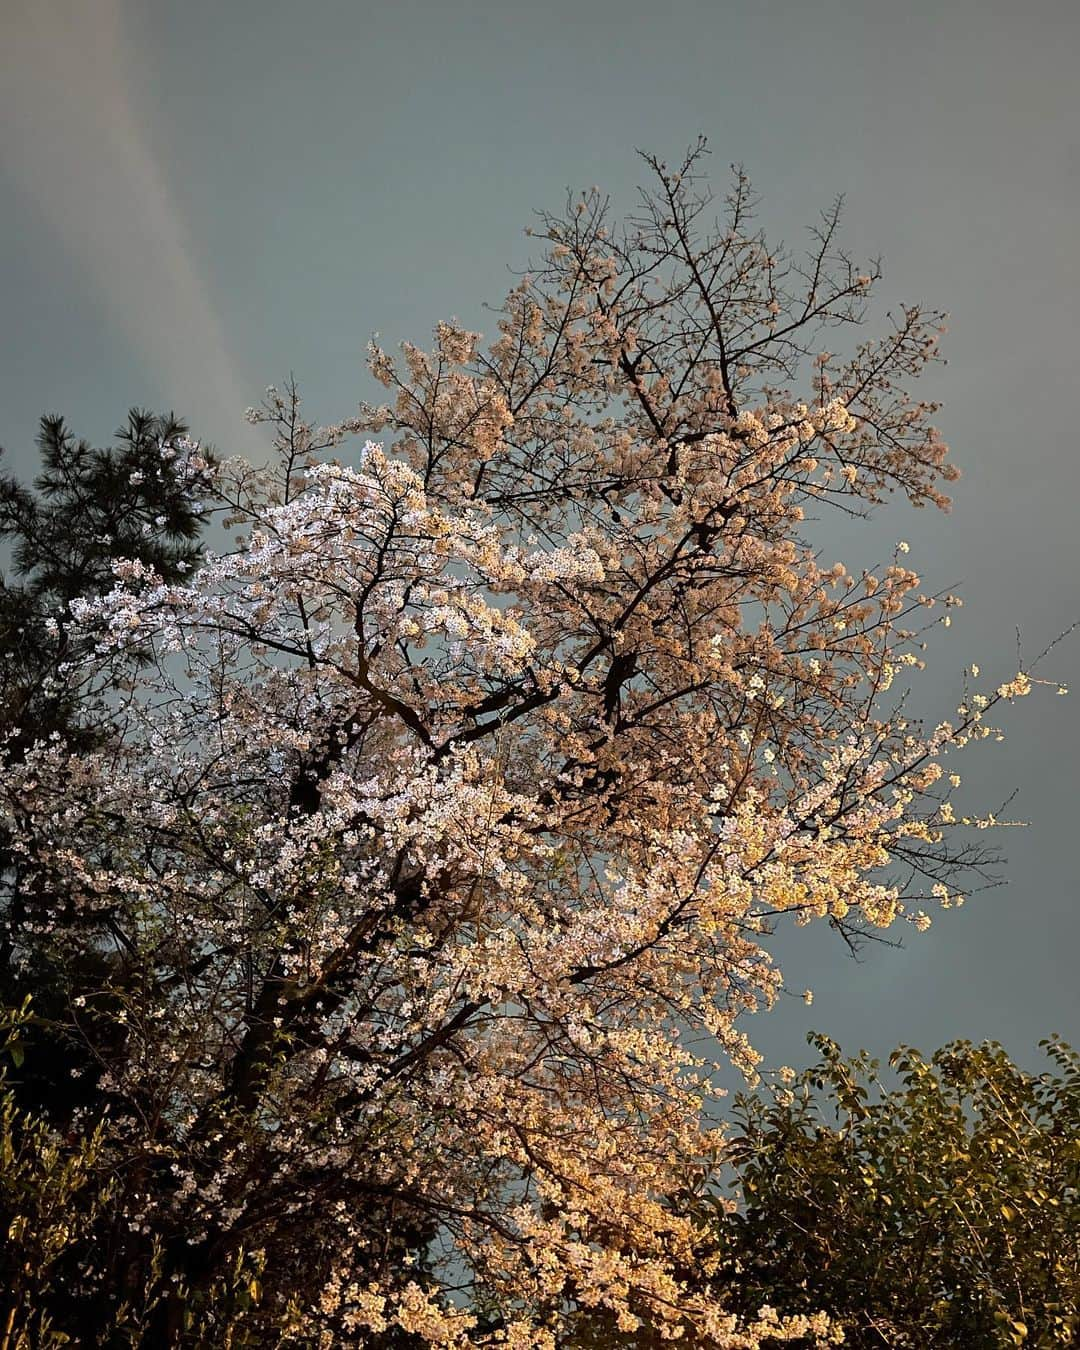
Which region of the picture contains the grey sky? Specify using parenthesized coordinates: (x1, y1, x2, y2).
(2, 0, 1077, 1077)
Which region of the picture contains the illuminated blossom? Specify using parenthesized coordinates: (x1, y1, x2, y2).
(0, 144, 1047, 1346)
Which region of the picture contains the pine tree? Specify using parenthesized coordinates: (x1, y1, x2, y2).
(0, 409, 212, 1123)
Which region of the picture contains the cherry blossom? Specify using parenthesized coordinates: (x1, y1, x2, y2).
(0, 144, 1051, 1345)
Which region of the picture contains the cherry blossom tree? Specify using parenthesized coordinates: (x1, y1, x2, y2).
(0, 142, 1051, 1346)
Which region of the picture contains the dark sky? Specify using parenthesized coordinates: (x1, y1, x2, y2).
(3, 0, 1077, 1079)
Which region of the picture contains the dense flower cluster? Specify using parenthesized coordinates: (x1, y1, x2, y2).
(0, 146, 1043, 1345)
